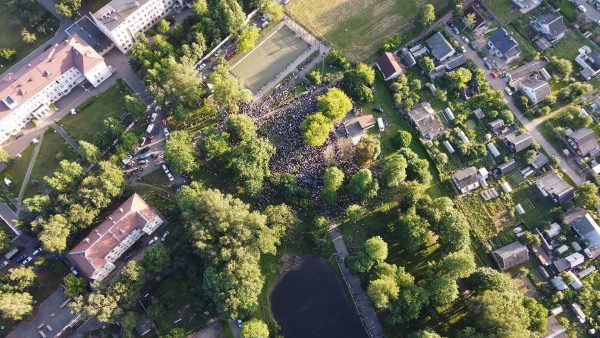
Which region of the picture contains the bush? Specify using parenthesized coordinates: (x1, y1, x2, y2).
(393, 131, 412, 148)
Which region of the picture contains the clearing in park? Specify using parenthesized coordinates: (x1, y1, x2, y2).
(231, 26, 310, 94)
(286, 0, 446, 61)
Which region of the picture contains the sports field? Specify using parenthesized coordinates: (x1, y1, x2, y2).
(286, 0, 446, 61)
(231, 26, 310, 93)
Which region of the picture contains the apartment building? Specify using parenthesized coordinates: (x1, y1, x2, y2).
(68, 194, 164, 281)
(92, 0, 183, 53)
(0, 34, 112, 144)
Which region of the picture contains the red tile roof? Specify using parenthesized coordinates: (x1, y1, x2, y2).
(0, 34, 104, 122)
(376, 52, 404, 79)
(68, 194, 161, 279)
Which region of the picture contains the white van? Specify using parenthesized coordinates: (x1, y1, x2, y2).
(146, 123, 154, 134)
(377, 118, 385, 132)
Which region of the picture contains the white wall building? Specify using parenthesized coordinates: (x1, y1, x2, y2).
(92, 0, 183, 53)
(0, 34, 112, 144)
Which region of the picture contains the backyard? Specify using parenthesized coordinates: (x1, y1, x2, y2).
(286, 0, 446, 61)
(0, 2, 59, 74)
(231, 26, 310, 93)
(60, 83, 133, 142)
(481, 0, 522, 24)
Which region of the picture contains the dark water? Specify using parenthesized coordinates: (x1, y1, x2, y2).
(270, 256, 368, 338)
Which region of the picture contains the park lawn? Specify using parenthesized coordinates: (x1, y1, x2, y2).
(25, 128, 79, 198)
(1, 143, 35, 196)
(545, 31, 596, 60)
(363, 78, 450, 198)
(0, 2, 59, 75)
(61, 84, 132, 143)
(286, 0, 447, 61)
(482, 0, 522, 24)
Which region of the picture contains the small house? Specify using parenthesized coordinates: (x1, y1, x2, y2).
(357, 115, 376, 129)
(578, 265, 596, 278)
(376, 52, 405, 81)
(535, 171, 574, 205)
(474, 108, 485, 120)
(544, 315, 567, 338)
(554, 252, 585, 272)
(531, 13, 567, 42)
(407, 102, 445, 140)
(531, 153, 549, 170)
(544, 222, 562, 239)
(519, 77, 551, 104)
(488, 119, 505, 132)
(401, 48, 417, 67)
(571, 303, 586, 323)
(564, 208, 600, 259)
(452, 166, 480, 194)
(565, 127, 600, 158)
(458, 130, 470, 143)
(495, 159, 516, 176)
(505, 132, 533, 153)
(426, 32, 456, 62)
(492, 241, 529, 271)
(550, 276, 568, 290)
(515, 203, 525, 215)
(568, 271, 583, 289)
(488, 28, 521, 63)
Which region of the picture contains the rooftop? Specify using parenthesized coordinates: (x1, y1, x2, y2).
(426, 32, 455, 61)
(567, 128, 599, 157)
(376, 52, 404, 79)
(93, 0, 152, 30)
(489, 28, 519, 55)
(536, 171, 573, 197)
(533, 13, 567, 40)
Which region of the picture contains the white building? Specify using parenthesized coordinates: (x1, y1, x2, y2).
(92, 0, 183, 53)
(0, 34, 112, 143)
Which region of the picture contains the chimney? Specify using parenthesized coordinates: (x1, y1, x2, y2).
(119, 207, 124, 213)
(95, 229, 101, 237)
(84, 238, 90, 243)
(108, 216, 112, 220)
(119, 228, 125, 234)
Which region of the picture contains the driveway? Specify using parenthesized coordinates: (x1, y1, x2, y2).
(443, 26, 586, 186)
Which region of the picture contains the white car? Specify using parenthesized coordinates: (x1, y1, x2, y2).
(0, 260, 8, 269)
(504, 87, 513, 96)
(215, 49, 222, 56)
(32, 248, 42, 256)
(197, 63, 206, 70)
(148, 236, 159, 245)
(122, 154, 133, 165)
(161, 164, 170, 174)
(578, 4, 587, 11)
(161, 231, 170, 242)
(70, 108, 77, 115)
(150, 112, 158, 123)
(21, 257, 32, 265)
(163, 127, 170, 139)
(461, 36, 470, 43)
(167, 173, 174, 182)
(460, 45, 466, 53)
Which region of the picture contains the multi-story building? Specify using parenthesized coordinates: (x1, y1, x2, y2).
(68, 194, 164, 281)
(0, 34, 112, 143)
(92, 0, 183, 53)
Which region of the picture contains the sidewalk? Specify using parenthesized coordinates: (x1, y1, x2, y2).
(17, 133, 44, 202)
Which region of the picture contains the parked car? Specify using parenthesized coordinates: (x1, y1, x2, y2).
(122, 154, 133, 165)
(490, 71, 497, 78)
(504, 87, 513, 95)
(140, 146, 151, 154)
(139, 154, 148, 161)
(214, 49, 222, 56)
(15, 254, 27, 264)
(161, 164, 170, 174)
(148, 236, 159, 245)
(461, 36, 470, 43)
(452, 27, 459, 35)
(122, 252, 133, 261)
(146, 124, 154, 134)
(161, 119, 167, 127)
(163, 127, 170, 139)
(0, 260, 8, 269)
(197, 63, 206, 70)
(578, 4, 587, 12)
(140, 137, 147, 146)
(139, 159, 149, 165)
(32, 247, 42, 256)
(151, 153, 159, 159)
(161, 231, 170, 242)
(21, 257, 32, 265)
(447, 21, 455, 28)
(460, 45, 466, 53)
(469, 42, 478, 51)
(167, 173, 174, 182)
(149, 113, 158, 123)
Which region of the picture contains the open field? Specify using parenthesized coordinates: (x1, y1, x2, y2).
(286, 0, 446, 61)
(2, 144, 35, 196)
(0, 2, 59, 74)
(482, 0, 523, 24)
(61, 84, 131, 142)
(545, 31, 597, 60)
(231, 26, 310, 93)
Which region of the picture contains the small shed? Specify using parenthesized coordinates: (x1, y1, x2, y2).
(444, 107, 455, 121)
(458, 130, 470, 143)
(474, 109, 485, 120)
(555, 244, 569, 255)
(515, 203, 525, 215)
(578, 265, 596, 278)
(478, 167, 489, 179)
(551, 276, 568, 290)
(487, 143, 501, 157)
(550, 306, 563, 316)
(500, 181, 513, 194)
(492, 241, 529, 271)
(495, 159, 516, 175)
(571, 241, 582, 252)
(545, 222, 562, 238)
(488, 118, 505, 132)
(443, 140, 455, 153)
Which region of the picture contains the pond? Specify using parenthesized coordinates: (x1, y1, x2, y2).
(270, 256, 368, 338)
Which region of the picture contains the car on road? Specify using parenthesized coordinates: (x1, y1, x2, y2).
(146, 124, 154, 134)
(452, 27, 459, 35)
(140, 137, 147, 146)
(154, 125, 160, 135)
(161, 231, 170, 242)
(504, 87, 513, 95)
(122, 154, 133, 165)
(15, 254, 27, 264)
(0, 261, 8, 269)
(578, 4, 587, 11)
(139, 154, 148, 160)
(151, 153, 159, 159)
(490, 72, 497, 78)
(469, 42, 478, 51)
(21, 256, 32, 265)
(461, 36, 470, 43)
(122, 252, 133, 261)
(148, 236, 159, 245)
(167, 173, 174, 182)
(215, 49, 222, 56)
(282, 0, 289, 3)
(161, 164, 170, 174)
(163, 127, 170, 139)
(197, 63, 206, 71)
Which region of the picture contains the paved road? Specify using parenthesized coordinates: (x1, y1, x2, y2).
(443, 26, 586, 186)
(17, 133, 44, 202)
(0, 202, 19, 235)
(576, 0, 600, 22)
(329, 227, 384, 338)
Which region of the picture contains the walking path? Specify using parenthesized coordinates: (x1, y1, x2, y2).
(0, 202, 20, 235)
(17, 133, 44, 202)
(329, 227, 384, 338)
(52, 122, 83, 156)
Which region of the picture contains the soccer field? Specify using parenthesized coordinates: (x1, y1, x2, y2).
(231, 26, 310, 93)
(286, 0, 447, 61)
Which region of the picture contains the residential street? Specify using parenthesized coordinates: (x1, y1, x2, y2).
(443, 26, 586, 186)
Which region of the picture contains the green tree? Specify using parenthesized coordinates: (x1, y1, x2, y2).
(409, 330, 442, 338)
(317, 88, 353, 121)
(44, 160, 84, 193)
(157, 19, 171, 34)
(466, 290, 530, 337)
(6, 266, 36, 291)
(121, 311, 138, 338)
(70, 292, 121, 322)
(382, 154, 407, 187)
(164, 130, 198, 173)
(348, 169, 379, 200)
(308, 70, 322, 85)
(79, 140, 101, 164)
(148, 57, 205, 113)
(198, 127, 231, 160)
(463, 12, 476, 28)
(208, 59, 252, 113)
(300, 112, 334, 147)
(322, 166, 345, 203)
(393, 130, 412, 148)
(436, 250, 476, 279)
(0, 48, 16, 61)
(417, 4, 436, 28)
(0, 292, 33, 320)
(547, 56, 573, 79)
(368, 276, 399, 309)
(523, 297, 547, 336)
(21, 28, 37, 44)
(345, 204, 366, 222)
(427, 275, 458, 307)
(387, 268, 428, 324)
(237, 25, 260, 53)
(124, 95, 147, 121)
(396, 207, 429, 252)
(142, 244, 171, 275)
(241, 318, 269, 338)
(228, 138, 275, 196)
(64, 273, 87, 298)
(166, 328, 186, 338)
(38, 214, 71, 252)
(364, 236, 388, 262)
(263, 1, 284, 21)
(54, 0, 81, 18)
(422, 56, 435, 73)
(521, 231, 541, 247)
(342, 63, 375, 102)
(0, 228, 11, 252)
(448, 67, 472, 90)
(227, 114, 257, 143)
(354, 135, 381, 168)
(465, 267, 517, 295)
(576, 182, 600, 210)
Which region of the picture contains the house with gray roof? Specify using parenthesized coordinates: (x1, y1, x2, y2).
(488, 28, 521, 63)
(406, 102, 445, 140)
(566, 127, 600, 158)
(564, 208, 600, 259)
(575, 46, 600, 80)
(554, 252, 585, 272)
(532, 13, 568, 42)
(505, 131, 533, 153)
(493, 241, 529, 271)
(452, 166, 480, 194)
(535, 170, 574, 205)
(519, 77, 551, 104)
(426, 32, 456, 62)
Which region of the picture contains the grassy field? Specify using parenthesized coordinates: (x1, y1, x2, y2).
(545, 31, 597, 60)
(231, 26, 310, 93)
(286, 0, 446, 61)
(0, 2, 59, 75)
(2, 144, 36, 196)
(61, 84, 131, 142)
(25, 128, 79, 198)
(482, 0, 522, 24)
